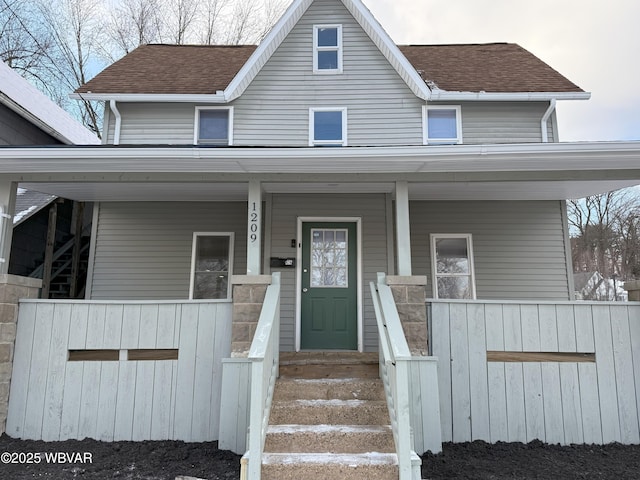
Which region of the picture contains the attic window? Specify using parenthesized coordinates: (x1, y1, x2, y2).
(195, 107, 233, 145)
(424, 106, 462, 145)
(313, 25, 343, 73)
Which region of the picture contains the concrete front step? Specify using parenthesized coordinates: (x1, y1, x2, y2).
(279, 362, 379, 379)
(261, 452, 399, 480)
(273, 377, 385, 401)
(269, 399, 390, 426)
(264, 424, 395, 453)
(278, 352, 379, 379)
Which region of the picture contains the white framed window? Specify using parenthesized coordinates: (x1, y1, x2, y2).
(194, 107, 234, 145)
(430, 234, 476, 299)
(189, 232, 234, 300)
(313, 25, 343, 73)
(423, 105, 462, 145)
(309, 108, 347, 146)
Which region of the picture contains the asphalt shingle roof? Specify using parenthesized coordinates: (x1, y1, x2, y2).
(76, 42, 583, 95)
(398, 43, 583, 93)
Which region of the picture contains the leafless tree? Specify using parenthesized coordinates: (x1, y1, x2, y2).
(159, 0, 199, 44)
(0, 0, 52, 83)
(223, 0, 288, 45)
(101, 0, 163, 61)
(2, 0, 288, 134)
(568, 188, 640, 286)
(198, 0, 229, 45)
(36, 0, 105, 135)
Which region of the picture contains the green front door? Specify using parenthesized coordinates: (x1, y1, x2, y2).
(301, 222, 358, 350)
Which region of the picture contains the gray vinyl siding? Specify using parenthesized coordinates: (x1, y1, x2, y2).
(232, 0, 424, 146)
(90, 202, 247, 299)
(457, 101, 555, 144)
(105, 99, 557, 145)
(0, 104, 59, 145)
(104, 0, 559, 146)
(105, 103, 197, 145)
(269, 193, 390, 352)
(409, 200, 571, 301)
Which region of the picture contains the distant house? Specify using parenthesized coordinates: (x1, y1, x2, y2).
(1, 1, 640, 478)
(0, 60, 99, 297)
(574, 271, 628, 301)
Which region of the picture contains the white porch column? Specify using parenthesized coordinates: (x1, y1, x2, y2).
(0, 182, 17, 275)
(246, 180, 262, 275)
(395, 181, 412, 276)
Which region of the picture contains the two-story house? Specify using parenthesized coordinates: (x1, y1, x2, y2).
(2, 0, 640, 478)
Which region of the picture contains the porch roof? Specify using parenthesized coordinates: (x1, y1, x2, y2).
(1, 141, 639, 201)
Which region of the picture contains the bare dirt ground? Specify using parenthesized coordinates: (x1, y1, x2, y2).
(421, 440, 640, 480)
(1, 434, 639, 479)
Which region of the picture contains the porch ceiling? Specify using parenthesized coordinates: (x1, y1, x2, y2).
(5, 141, 640, 201)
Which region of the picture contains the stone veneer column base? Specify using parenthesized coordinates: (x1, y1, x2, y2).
(230, 275, 273, 357)
(0, 274, 41, 433)
(386, 275, 429, 356)
(624, 280, 640, 302)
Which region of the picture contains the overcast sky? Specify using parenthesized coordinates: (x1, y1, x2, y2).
(362, 0, 639, 142)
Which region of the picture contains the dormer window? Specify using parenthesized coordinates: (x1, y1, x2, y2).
(424, 105, 462, 145)
(195, 107, 233, 145)
(309, 108, 347, 146)
(313, 25, 343, 73)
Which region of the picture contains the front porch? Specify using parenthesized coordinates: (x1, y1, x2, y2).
(5, 274, 639, 472)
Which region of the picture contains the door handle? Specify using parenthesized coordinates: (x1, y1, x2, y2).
(302, 288, 308, 293)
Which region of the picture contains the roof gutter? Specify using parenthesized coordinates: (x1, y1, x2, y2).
(427, 91, 591, 101)
(69, 93, 228, 103)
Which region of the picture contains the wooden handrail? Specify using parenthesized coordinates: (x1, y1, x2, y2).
(246, 272, 281, 480)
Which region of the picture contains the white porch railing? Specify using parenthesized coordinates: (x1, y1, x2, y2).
(371, 273, 421, 480)
(7, 299, 232, 442)
(242, 273, 281, 480)
(429, 299, 640, 445)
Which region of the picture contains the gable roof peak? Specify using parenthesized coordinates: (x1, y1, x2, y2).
(223, 0, 432, 102)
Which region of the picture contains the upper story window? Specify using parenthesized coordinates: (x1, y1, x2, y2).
(189, 232, 234, 300)
(194, 107, 233, 145)
(430, 234, 476, 299)
(309, 108, 347, 146)
(424, 105, 462, 145)
(313, 25, 343, 73)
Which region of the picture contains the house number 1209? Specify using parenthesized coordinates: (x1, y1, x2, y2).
(250, 202, 259, 242)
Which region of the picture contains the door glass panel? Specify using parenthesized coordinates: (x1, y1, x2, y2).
(310, 228, 348, 288)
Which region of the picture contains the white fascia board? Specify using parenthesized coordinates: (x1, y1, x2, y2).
(69, 93, 228, 103)
(223, 0, 314, 102)
(1, 142, 639, 176)
(341, 0, 431, 101)
(428, 90, 592, 101)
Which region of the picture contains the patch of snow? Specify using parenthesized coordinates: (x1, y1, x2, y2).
(267, 424, 391, 434)
(13, 205, 38, 223)
(262, 452, 397, 465)
(290, 378, 370, 383)
(294, 399, 368, 406)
